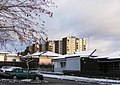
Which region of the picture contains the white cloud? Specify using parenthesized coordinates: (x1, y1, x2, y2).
(46, 0, 120, 52)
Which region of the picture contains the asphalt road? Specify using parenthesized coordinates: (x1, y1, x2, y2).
(0, 78, 103, 85)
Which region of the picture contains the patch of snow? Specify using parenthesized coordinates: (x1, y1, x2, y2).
(42, 74, 120, 84)
(21, 79, 32, 82)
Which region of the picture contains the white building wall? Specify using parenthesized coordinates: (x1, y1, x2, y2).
(6, 57, 20, 62)
(0, 54, 6, 61)
(0, 53, 7, 61)
(54, 61, 66, 72)
(66, 57, 80, 71)
(0, 53, 20, 62)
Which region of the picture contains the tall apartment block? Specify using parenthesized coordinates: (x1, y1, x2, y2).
(33, 42, 41, 52)
(54, 41, 62, 54)
(23, 36, 86, 55)
(44, 41, 55, 52)
(24, 42, 41, 55)
(44, 40, 62, 54)
(62, 36, 86, 54)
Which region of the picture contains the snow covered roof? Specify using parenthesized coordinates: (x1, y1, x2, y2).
(107, 51, 120, 59)
(31, 52, 43, 56)
(41, 51, 62, 57)
(94, 51, 120, 59)
(31, 51, 62, 57)
(53, 49, 97, 59)
(65, 49, 96, 58)
(7, 53, 21, 57)
(7, 53, 17, 56)
(94, 55, 109, 59)
(53, 54, 71, 59)
(75, 49, 96, 56)
(0, 52, 9, 54)
(91, 50, 102, 57)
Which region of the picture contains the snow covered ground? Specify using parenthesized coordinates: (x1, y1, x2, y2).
(42, 73, 120, 85)
(0, 73, 120, 85)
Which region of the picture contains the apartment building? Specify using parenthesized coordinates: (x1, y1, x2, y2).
(76, 37, 86, 52)
(24, 42, 41, 54)
(62, 36, 86, 54)
(54, 40, 62, 54)
(46, 41, 55, 52)
(44, 40, 62, 54)
(23, 36, 86, 55)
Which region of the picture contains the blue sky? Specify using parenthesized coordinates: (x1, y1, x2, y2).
(44, 0, 120, 52)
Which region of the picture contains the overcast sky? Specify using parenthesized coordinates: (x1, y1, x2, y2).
(44, 0, 120, 52)
(6, 0, 120, 52)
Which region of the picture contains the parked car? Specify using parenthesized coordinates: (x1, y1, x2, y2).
(0, 66, 20, 76)
(0, 66, 43, 80)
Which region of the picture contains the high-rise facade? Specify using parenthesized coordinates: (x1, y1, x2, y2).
(33, 42, 41, 52)
(76, 38, 86, 52)
(62, 36, 86, 54)
(54, 41, 62, 54)
(23, 36, 86, 55)
(44, 40, 62, 54)
(80, 38, 86, 51)
(43, 41, 55, 52)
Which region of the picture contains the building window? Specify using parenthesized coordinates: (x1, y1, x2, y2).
(60, 62, 66, 68)
(13, 59, 16, 62)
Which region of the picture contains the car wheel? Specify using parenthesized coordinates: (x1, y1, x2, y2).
(13, 75, 17, 79)
(35, 76, 40, 81)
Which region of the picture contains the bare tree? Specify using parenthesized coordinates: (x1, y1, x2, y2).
(0, 0, 54, 51)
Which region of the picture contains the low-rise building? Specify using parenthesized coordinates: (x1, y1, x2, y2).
(32, 51, 62, 65)
(0, 52, 21, 62)
(0, 52, 22, 68)
(52, 49, 98, 74)
(0, 52, 9, 61)
(94, 51, 120, 78)
(31, 51, 62, 71)
(6, 53, 21, 62)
